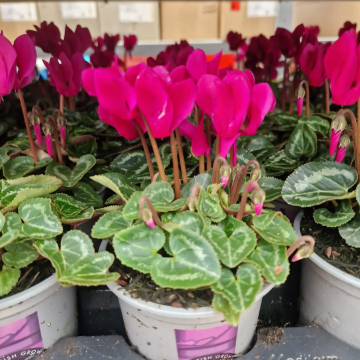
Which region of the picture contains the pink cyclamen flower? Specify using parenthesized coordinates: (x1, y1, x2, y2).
(103, 33, 120, 53)
(324, 29, 360, 105)
(44, 52, 88, 97)
(330, 129, 342, 157)
(82, 57, 146, 140)
(0, 32, 17, 97)
(145, 218, 155, 229)
(297, 98, 303, 116)
(33, 124, 42, 144)
(124, 35, 137, 55)
(335, 135, 350, 163)
(186, 49, 222, 81)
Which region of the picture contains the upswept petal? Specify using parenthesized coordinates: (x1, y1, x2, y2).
(153, 66, 172, 87)
(125, 62, 146, 86)
(0, 33, 16, 94)
(192, 116, 210, 157)
(170, 65, 189, 83)
(206, 50, 222, 76)
(220, 135, 239, 159)
(82, 68, 96, 96)
(186, 48, 207, 83)
(196, 74, 220, 117)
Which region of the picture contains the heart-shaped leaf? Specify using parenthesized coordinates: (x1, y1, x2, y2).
(110, 151, 146, 174)
(271, 113, 299, 130)
(151, 228, 221, 289)
(3, 241, 39, 268)
(212, 294, 240, 326)
(0, 265, 20, 296)
(248, 135, 277, 162)
(258, 177, 284, 203)
(113, 224, 165, 273)
(94, 205, 123, 215)
(339, 212, 360, 247)
(180, 174, 212, 198)
(72, 182, 103, 207)
(246, 239, 289, 285)
(52, 194, 87, 218)
(196, 188, 222, 221)
(285, 121, 317, 159)
(1, 212, 21, 248)
(90, 172, 140, 201)
(46, 154, 96, 187)
(3, 156, 52, 180)
(92, 211, 132, 239)
(252, 213, 297, 246)
(202, 222, 256, 268)
(122, 192, 142, 220)
(264, 150, 301, 172)
(35, 230, 119, 286)
(0, 148, 10, 169)
(162, 211, 204, 234)
(212, 265, 263, 313)
(18, 198, 62, 239)
(314, 200, 355, 227)
(306, 115, 330, 136)
(0, 231, 19, 248)
(282, 162, 358, 207)
(59, 207, 94, 224)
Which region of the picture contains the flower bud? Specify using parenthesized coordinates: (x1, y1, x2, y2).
(249, 169, 262, 191)
(45, 134, 52, 157)
(187, 197, 197, 212)
(220, 164, 231, 189)
(296, 86, 305, 116)
(57, 114, 67, 142)
(330, 114, 347, 156)
(335, 134, 350, 163)
(291, 243, 314, 262)
(139, 207, 154, 229)
(251, 188, 266, 216)
(43, 121, 53, 157)
(33, 124, 43, 145)
(28, 111, 42, 144)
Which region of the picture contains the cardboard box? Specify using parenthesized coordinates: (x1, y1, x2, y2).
(97, 1, 160, 41)
(161, 1, 219, 40)
(292, 1, 360, 37)
(37, 2, 101, 39)
(219, 1, 276, 40)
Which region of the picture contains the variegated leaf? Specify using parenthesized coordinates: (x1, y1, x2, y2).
(271, 113, 300, 130)
(151, 228, 221, 289)
(105, 194, 122, 205)
(282, 162, 358, 207)
(246, 239, 289, 285)
(90, 172, 139, 201)
(18, 198, 62, 239)
(314, 200, 355, 228)
(3, 156, 52, 180)
(122, 192, 142, 220)
(52, 194, 87, 218)
(46, 154, 96, 187)
(154, 198, 187, 212)
(196, 188, 222, 222)
(248, 135, 277, 162)
(212, 294, 240, 326)
(0, 148, 10, 169)
(59, 207, 94, 224)
(72, 182, 103, 208)
(211, 265, 263, 313)
(113, 224, 165, 273)
(94, 205, 123, 215)
(339, 212, 360, 248)
(0, 265, 20, 296)
(110, 151, 146, 174)
(0, 212, 4, 231)
(158, 143, 173, 168)
(3, 241, 39, 268)
(2, 213, 21, 235)
(357, 183, 360, 204)
(92, 211, 132, 239)
(0, 231, 19, 248)
(202, 222, 256, 268)
(35, 230, 119, 286)
(180, 174, 212, 198)
(252, 210, 279, 229)
(264, 150, 301, 171)
(162, 211, 204, 234)
(258, 177, 284, 203)
(306, 115, 331, 136)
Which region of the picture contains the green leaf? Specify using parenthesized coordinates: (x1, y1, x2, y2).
(151, 228, 221, 289)
(46, 154, 96, 187)
(3, 241, 39, 268)
(59, 207, 94, 224)
(314, 200, 355, 227)
(110, 151, 146, 174)
(180, 174, 212, 198)
(0, 212, 4, 232)
(92, 211, 132, 239)
(94, 205, 123, 215)
(248, 135, 277, 162)
(2, 213, 21, 235)
(218, 215, 244, 237)
(3, 156, 52, 180)
(357, 183, 360, 204)
(90, 172, 139, 201)
(105, 194, 122, 205)
(122, 192, 142, 220)
(211, 265, 263, 313)
(143, 182, 174, 204)
(35, 230, 119, 286)
(154, 198, 187, 212)
(113, 224, 165, 273)
(271, 113, 300, 130)
(339, 212, 360, 247)
(52, 194, 87, 218)
(258, 177, 284, 203)
(0, 148, 10, 169)
(196, 188, 222, 221)
(264, 150, 301, 171)
(158, 143, 173, 168)
(306, 115, 331, 136)
(0, 231, 19, 249)
(0, 122, 9, 137)
(282, 162, 358, 207)
(72, 182, 103, 207)
(252, 213, 297, 246)
(246, 239, 289, 285)
(285, 121, 317, 159)
(212, 294, 240, 326)
(162, 211, 204, 234)
(202, 222, 256, 268)
(18, 198, 62, 239)
(126, 158, 154, 182)
(0, 265, 20, 296)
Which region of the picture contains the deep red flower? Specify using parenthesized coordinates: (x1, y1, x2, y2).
(103, 33, 120, 53)
(305, 26, 320, 37)
(339, 21, 357, 37)
(124, 35, 137, 54)
(165, 40, 194, 71)
(147, 51, 169, 68)
(61, 25, 92, 58)
(226, 31, 246, 51)
(272, 28, 296, 58)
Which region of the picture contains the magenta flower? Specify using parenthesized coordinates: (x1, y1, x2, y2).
(305, 26, 320, 37)
(253, 203, 263, 216)
(339, 21, 357, 37)
(34, 124, 42, 144)
(0, 32, 17, 97)
(335, 135, 350, 163)
(44, 52, 88, 97)
(90, 37, 115, 68)
(324, 29, 360, 105)
(186, 49, 222, 81)
(124, 35, 137, 55)
(297, 98, 303, 116)
(147, 51, 169, 68)
(46, 135, 53, 157)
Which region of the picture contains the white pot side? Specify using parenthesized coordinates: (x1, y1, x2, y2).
(0, 274, 77, 358)
(294, 212, 360, 349)
(99, 240, 274, 360)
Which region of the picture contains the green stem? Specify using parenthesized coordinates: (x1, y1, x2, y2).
(333, 191, 356, 200)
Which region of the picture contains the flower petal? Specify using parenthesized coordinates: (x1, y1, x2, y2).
(207, 50, 222, 76)
(186, 48, 207, 83)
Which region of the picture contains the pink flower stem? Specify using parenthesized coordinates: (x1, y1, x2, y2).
(52, 110, 64, 165)
(18, 89, 38, 163)
(170, 132, 181, 200)
(236, 180, 259, 221)
(325, 79, 330, 114)
(212, 156, 229, 185)
(134, 121, 155, 180)
(175, 128, 188, 184)
(281, 57, 287, 112)
(140, 112, 167, 183)
(205, 115, 212, 171)
(286, 236, 315, 259)
(299, 80, 310, 118)
(139, 195, 162, 228)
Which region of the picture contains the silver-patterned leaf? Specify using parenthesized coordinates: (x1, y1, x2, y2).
(92, 211, 132, 239)
(180, 174, 212, 198)
(122, 192, 142, 220)
(52, 193, 87, 218)
(339, 212, 360, 248)
(212, 294, 240, 326)
(3, 156, 52, 180)
(3, 241, 39, 268)
(264, 150, 301, 171)
(314, 200, 355, 228)
(72, 182, 103, 207)
(60, 207, 94, 224)
(0, 265, 20, 296)
(196, 188, 222, 222)
(282, 162, 358, 207)
(110, 151, 146, 174)
(162, 211, 204, 234)
(248, 135, 277, 162)
(258, 177, 284, 203)
(306, 115, 331, 136)
(0, 148, 10, 169)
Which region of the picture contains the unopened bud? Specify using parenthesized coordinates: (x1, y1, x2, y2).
(45, 134, 52, 157)
(233, 162, 241, 174)
(187, 197, 197, 212)
(249, 169, 262, 191)
(291, 243, 314, 262)
(42, 121, 53, 136)
(296, 86, 305, 116)
(33, 124, 42, 145)
(220, 164, 231, 188)
(139, 207, 154, 229)
(329, 115, 347, 157)
(335, 134, 350, 163)
(57, 114, 66, 127)
(251, 188, 266, 216)
(331, 114, 347, 133)
(60, 125, 66, 142)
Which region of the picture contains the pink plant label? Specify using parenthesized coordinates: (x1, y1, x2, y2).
(0, 312, 44, 360)
(175, 323, 238, 360)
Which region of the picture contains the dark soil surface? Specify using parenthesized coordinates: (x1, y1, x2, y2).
(301, 210, 360, 278)
(257, 326, 284, 347)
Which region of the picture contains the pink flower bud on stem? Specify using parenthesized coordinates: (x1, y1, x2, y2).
(45, 134, 52, 157)
(296, 82, 307, 116)
(138, 195, 162, 229)
(60, 125, 66, 142)
(286, 236, 315, 262)
(330, 113, 347, 156)
(335, 134, 350, 163)
(33, 124, 42, 145)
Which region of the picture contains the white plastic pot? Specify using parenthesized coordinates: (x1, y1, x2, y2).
(294, 212, 360, 349)
(99, 240, 273, 360)
(0, 274, 77, 358)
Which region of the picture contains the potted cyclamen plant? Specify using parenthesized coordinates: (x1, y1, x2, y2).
(83, 47, 315, 360)
(283, 28, 360, 349)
